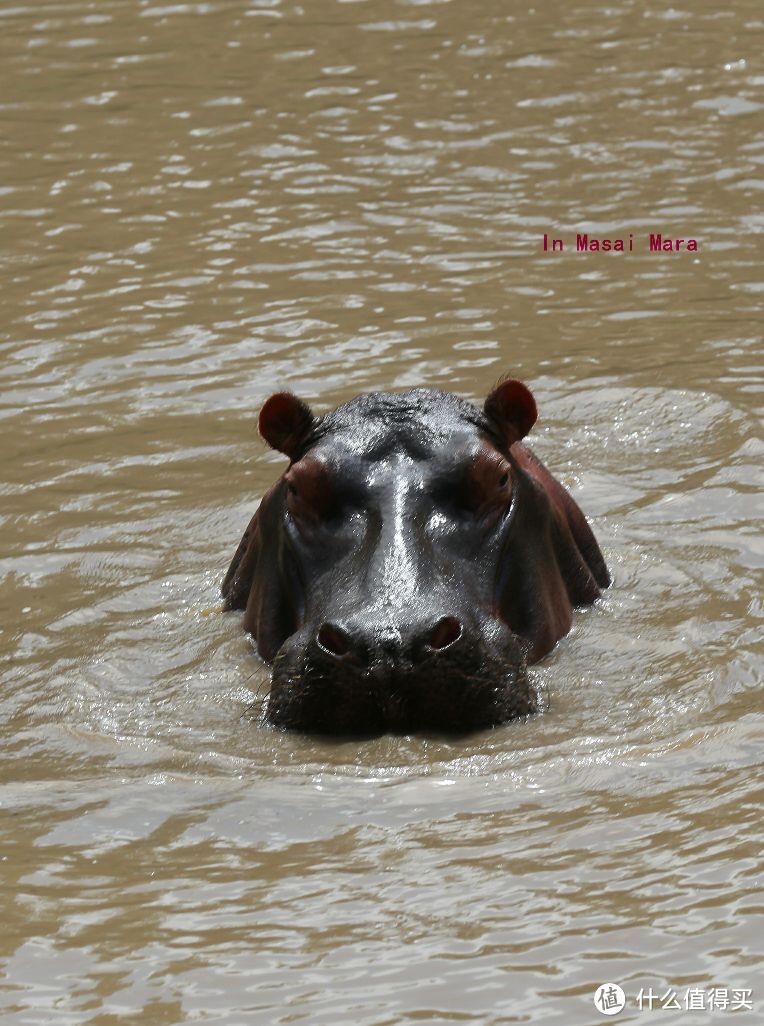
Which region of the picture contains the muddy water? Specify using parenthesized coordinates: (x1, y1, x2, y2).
(1, 0, 762, 1023)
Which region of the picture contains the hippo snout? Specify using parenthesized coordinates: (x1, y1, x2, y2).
(266, 615, 537, 735)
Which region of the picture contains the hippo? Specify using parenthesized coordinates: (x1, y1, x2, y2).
(222, 379, 609, 734)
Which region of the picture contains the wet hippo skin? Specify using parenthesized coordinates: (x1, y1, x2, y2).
(222, 379, 610, 734)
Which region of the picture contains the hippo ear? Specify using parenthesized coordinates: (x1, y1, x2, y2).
(484, 379, 537, 447)
(259, 392, 315, 459)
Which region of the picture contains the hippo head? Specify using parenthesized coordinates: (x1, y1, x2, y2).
(222, 381, 609, 735)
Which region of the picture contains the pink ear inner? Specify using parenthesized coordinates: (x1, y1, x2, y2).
(258, 392, 314, 458)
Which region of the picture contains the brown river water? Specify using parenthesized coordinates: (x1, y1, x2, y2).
(1, 1, 762, 1023)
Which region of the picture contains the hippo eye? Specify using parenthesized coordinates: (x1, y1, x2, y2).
(285, 462, 339, 524)
(499, 472, 509, 488)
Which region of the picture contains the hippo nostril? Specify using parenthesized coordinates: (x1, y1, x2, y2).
(427, 616, 463, 651)
(316, 622, 351, 658)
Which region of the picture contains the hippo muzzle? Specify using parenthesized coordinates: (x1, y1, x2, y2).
(268, 612, 534, 735)
(222, 379, 609, 735)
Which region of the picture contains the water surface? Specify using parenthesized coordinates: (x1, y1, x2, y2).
(1, 1, 762, 1023)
